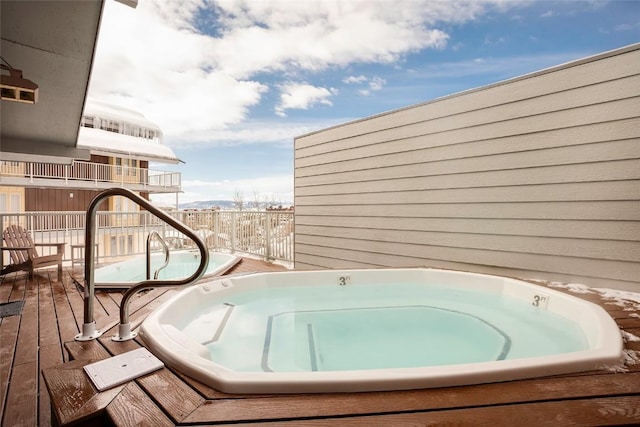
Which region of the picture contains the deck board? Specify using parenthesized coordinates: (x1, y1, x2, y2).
(182, 373, 640, 424)
(212, 396, 640, 426)
(0, 315, 20, 425)
(5, 277, 39, 427)
(49, 279, 81, 353)
(2, 258, 640, 426)
(106, 382, 175, 427)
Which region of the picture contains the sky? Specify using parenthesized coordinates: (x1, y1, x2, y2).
(86, 0, 640, 206)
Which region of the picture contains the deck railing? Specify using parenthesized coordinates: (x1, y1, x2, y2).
(0, 160, 181, 192)
(0, 209, 294, 267)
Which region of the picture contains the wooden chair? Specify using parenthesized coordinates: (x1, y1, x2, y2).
(1, 225, 65, 280)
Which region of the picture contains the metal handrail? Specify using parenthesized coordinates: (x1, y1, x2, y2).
(146, 230, 170, 280)
(75, 188, 209, 342)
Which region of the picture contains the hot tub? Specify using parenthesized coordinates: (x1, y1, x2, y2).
(139, 268, 623, 394)
(93, 250, 240, 289)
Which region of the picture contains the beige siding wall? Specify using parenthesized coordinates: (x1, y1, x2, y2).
(293, 44, 640, 292)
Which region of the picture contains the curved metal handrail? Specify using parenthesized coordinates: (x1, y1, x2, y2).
(147, 230, 170, 280)
(75, 188, 209, 342)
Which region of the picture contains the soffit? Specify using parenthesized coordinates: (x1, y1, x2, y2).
(0, 0, 104, 163)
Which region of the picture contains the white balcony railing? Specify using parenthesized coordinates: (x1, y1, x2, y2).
(0, 210, 294, 268)
(0, 160, 181, 193)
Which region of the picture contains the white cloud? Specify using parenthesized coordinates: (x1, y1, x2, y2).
(344, 74, 386, 96)
(89, 0, 521, 143)
(209, 1, 453, 78)
(368, 76, 386, 91)
(614, 21, 640, 32)
(275, 83, 338, 117)
(343, 75, 368, 84)
(169, 118, 347, 147)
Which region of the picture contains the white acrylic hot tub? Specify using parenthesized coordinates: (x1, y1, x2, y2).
(139, 268, 623, 394)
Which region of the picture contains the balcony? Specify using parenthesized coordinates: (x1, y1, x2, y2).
(0, 160, 181, 193)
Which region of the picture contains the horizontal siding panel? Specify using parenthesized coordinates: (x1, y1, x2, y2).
(296, 76, 640, 159)
(294, 217, 640, 242)
(294, 239, 640, 283)
(296, 97, 639, 161)
(296, 118, 640, 171)
(294, 201, 640, 221)
(295, 159, 640, 195)
(294, 255, 382, 270)
(297, 139, 640, 183)
(296, 48, 640, 148)
(295, 181, 640, 205)
(295, 226, 639, 262)
(298, 99, 640, 166)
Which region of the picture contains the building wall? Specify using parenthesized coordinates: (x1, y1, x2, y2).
(25, 188, 109, 212)
(19, 154, 148, 212)
(293, 44, 640, 291)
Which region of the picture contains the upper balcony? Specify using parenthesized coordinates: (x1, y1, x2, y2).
(0, 160, 181, 193)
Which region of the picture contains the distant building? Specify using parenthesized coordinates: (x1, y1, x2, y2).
(0, 98, 182, 213)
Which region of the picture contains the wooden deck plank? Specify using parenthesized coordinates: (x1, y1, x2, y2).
(136, 368, 206, 423)
(171, 369, 230, 399)
(6, 275, 27, 304)
(65, 340, 111, 361)
(0, 274, 19, 302)
(61, 272, 94, 331)
(617, 317, 640, 329)
(4, 361, 39, 426)
(38, 343, 61, 427)
(94, 291, 122, 322)
(105, 382, 174, 427)
(227, 258, 289, 275)
(49, 278, 81, 352)
(215, 396, 640, 426)
(38, 275, 64, 427)
(3, 275, 39, 427)
(37, 277, 62, 350)
(183, 372, 640, 424)
(0, 316, 20, 425)
(0, 274, 23, 426)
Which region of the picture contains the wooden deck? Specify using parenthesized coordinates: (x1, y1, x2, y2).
(1, 261, 639, 426)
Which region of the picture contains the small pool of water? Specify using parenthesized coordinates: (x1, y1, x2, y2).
(93, 250, 240, 288)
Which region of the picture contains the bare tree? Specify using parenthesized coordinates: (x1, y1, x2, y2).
(233, 190, 244, 210)
(252, 190, 262, 210)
